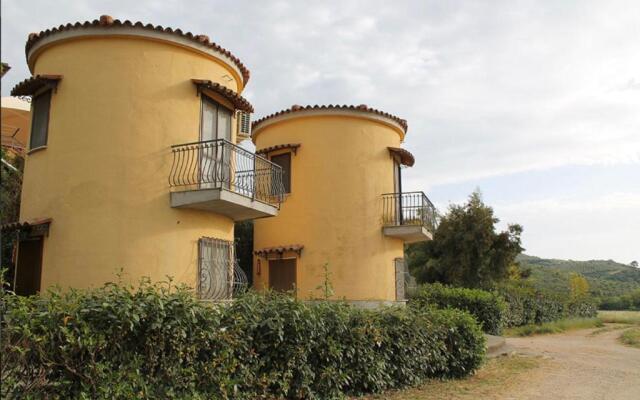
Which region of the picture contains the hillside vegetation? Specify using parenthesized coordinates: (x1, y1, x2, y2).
(518, 254, 640, 299)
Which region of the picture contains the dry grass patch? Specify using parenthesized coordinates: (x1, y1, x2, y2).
(589, 324, 630, 336)
(598, 310, 640, 325)
(504, 318, 603, 337)
(619, 328, 640, 349)
(356, 355, 543, 400)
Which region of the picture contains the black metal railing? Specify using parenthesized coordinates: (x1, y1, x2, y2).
(382, 191, 438, 233)
(169, 139, 285, 207)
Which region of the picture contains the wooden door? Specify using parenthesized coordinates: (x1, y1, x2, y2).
(268, 258, 296, 292)
(15, 237, 44, 296)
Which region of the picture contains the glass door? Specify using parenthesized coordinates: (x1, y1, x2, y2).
(199, 97, 232, 189)
(217, 106, 232, 189)
(200, 98, 218, 188)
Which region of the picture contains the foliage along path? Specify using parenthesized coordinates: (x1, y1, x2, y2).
(503, 326, 640, 400)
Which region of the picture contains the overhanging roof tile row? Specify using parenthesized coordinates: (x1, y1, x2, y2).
(388, 147, 415, 167)
(256, 143, 301, 155)
(10, 74, 62, 96)
(1, 218, 52, 232)
(252, 104, 408, 133)
(254, 244, 304, 256)
(192, 79, 254, 113)
(25, 15, 250, 85)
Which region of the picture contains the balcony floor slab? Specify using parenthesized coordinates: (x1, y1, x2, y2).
(170, 188, 278, 221)
(383, 225, 433, 243)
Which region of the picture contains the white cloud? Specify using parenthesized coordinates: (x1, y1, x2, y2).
(1, 0, 639, 261)
(493, 193, 640, 262)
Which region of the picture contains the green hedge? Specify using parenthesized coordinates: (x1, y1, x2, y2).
(409, 283, 507, 335)
(1, 280, 485, 399)
(498, 284, 597, 327)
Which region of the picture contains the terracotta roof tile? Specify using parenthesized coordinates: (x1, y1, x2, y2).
(25, 15, 250, 85)
(254, 244, 304, 256)
(1, 218, 52, 232)
(10, 74, 62, 96)
(388, 147, 415, 167)
(256, 143, 301, 155)
(192, 79, 254, 113)
(252, 104, 408, 134)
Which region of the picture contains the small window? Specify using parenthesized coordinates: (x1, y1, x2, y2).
(270, 153, 291, 193)
(30, 90, 52, 150)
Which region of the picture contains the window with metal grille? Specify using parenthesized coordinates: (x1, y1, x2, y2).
(395, 258, 408, 301)
(30, 90, 52, 150)
(197, 237, 248, 300)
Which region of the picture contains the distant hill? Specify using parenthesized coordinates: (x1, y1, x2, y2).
(517, 254, 640, 298)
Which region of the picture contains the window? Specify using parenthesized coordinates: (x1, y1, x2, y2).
(270, 152, 291, 193)
(30, 90, 52, 150)
(394, 258, 407, 301)
(197, 237, 247, 300)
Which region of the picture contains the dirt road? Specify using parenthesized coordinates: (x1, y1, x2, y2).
(504, 326, 640, 400)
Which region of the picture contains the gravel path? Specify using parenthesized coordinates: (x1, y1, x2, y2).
(503, 326, 640, 400)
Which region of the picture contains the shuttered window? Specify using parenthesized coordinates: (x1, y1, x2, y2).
(30, 90, 52, 150)
(270, 152, 291, 193)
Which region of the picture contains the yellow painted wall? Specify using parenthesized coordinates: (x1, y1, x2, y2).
(252, 114, 406, 301)
(20, 35, 244, 290)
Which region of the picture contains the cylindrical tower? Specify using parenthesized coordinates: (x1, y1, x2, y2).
(252, 105, 431, 305)
(10, 16, 271, 294)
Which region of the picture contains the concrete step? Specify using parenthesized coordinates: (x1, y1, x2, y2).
(485, 334, 510, 358)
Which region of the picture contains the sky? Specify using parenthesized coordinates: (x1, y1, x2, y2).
(2, 0, 639, 263)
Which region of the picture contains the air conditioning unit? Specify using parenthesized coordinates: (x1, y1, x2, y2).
(237, 111, 251, 138)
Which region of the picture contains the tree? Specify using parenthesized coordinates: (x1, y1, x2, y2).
(1, 149, 23, 225)
(406, 190, 523, 289)
(569, 272, 590, 300)
(1, 148, 24, 289)
(631, 260, 639, 268)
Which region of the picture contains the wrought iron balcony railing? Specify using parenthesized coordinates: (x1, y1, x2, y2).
(169, 139, 285, 208)
(382, 191, 438, 233)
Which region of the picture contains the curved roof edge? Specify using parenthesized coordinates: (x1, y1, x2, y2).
(25, 15, 250, 87)
(252, 104, 408, 141)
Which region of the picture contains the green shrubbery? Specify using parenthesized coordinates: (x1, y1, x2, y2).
(409, 283, 597, 333)
(498, 284, 597, 327)
(409, 283, 507, 335)
(1, 279, 485, 399)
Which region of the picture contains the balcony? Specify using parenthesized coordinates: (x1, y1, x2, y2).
(382, 191, 438, 243)
(169, 139, 285, 221)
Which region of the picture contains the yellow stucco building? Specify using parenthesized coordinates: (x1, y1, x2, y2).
(6, 15, 285, 298)
(6, 15, 437, 304)
(251, 105, 437, 305)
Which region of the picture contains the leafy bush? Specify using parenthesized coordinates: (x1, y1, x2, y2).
(409, 283, 507, 335)
(498, 283, 596, 327)
(1, 279, 486, 399)
(566, 299, 598, 318)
